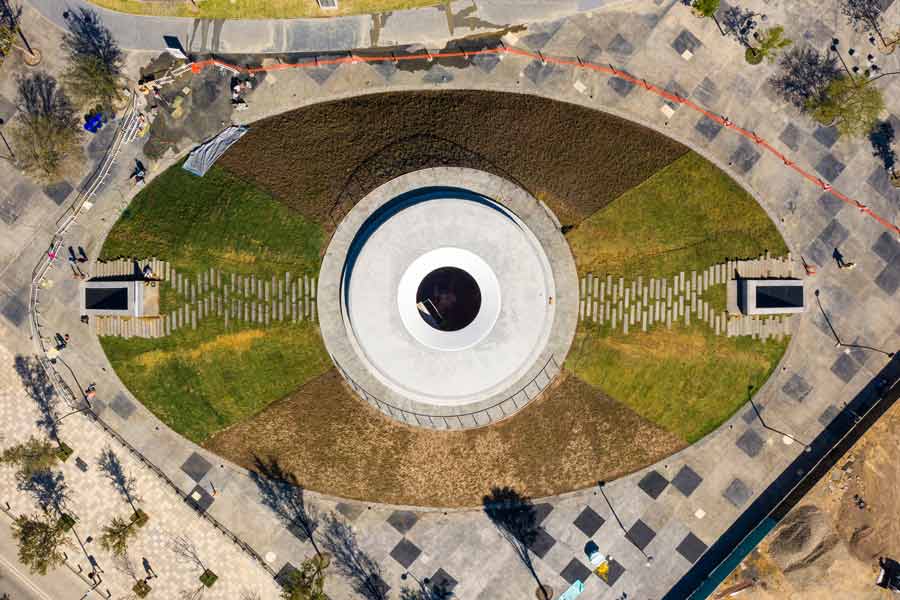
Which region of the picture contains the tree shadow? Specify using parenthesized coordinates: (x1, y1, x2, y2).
(21, 469, 70, 516)
(870, 120, 897, 176)
(249, 456, 321, 556)
(97, 446, 139, 513)
(399, 581, 455, 600)
(721, 5, 758, 47)
(482, 486, 549, 600)
(13, 355, 60, 444)
(62, 7, 121, 71)
(321, 514, 388, 600)
(768, 45, 841, 110)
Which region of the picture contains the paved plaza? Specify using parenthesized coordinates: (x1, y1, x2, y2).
(0, 0, 899, 598)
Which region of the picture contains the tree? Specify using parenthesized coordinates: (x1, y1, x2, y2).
(482, 487, 550, 600)
(170, 535, 206, 572)
(99, 516, 139, 557)
(0, 0, 37, 62)
(691, 0, 720, 18)
(808, 76, 885, 137)
(282, 554, 330, 600)
(11, 512, 70, 575)
(769, 46, 841, 110)
(62, 7, 122, 108)
(746, 26, 792, 64)
(97, 447, 141, 515)
(721, 5, 758, 48)
(10, 74, 79, 178)
(840, 0, 888, 47)
(1, 437, 59, 480)
(251, 457, 321, 557)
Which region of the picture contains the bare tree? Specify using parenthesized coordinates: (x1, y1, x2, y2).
(250, 457, 321, 556)
(239, 590, 262, 600)
(840, 0, 888, 47)
(0, 0, 37, 61)
(97, 447, 141, 515)
(483, 487, 550, 600)
(322, 514, 387, 600)
(179, 586, 205, 600)
(170, 535, 206, 572)
(768, 45, 841, 110)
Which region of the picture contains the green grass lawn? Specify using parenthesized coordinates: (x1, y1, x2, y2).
(86, 0, 440, 18)
(101, 165, 322, 279)
(100, 163, 330, 443)
(565, 151, 790, 443)
(568, 152, 787, 280)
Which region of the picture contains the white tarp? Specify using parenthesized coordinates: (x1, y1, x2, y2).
(182, 126, 248, 176)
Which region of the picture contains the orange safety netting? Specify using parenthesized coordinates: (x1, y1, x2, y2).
(188, 45, 899, 238)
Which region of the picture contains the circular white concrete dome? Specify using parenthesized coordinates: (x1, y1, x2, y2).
(318, 168, 579, 429)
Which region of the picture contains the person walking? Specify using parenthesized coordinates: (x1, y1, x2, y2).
(833, 248, 855, 270)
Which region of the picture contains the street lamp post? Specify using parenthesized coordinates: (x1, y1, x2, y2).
(0, 117, 15, 163)
(597, 481, 653, 567)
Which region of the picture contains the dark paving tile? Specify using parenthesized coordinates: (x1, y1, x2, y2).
(729, 142, 761, 174)
(560, 558, 592, 585)
(818, 404, 840, 427)
(522, 31, 554, 50)
(802, 19, 835, 47)
(724, 478, 752, 507)
(693, 77, 719, 107)
(527, 527, 556, 558)
(422, 65, 453, 84)
(523, 60, 559, 86)
(109, 392, 136, 420)
(663, 79, 689, 109)
(575, 36, 604, 62)
(742, 403, 763, 424)
(305, 65, 339, 85)
(429, 568, 458, 593)
(676, 532, 708, 564)
(818, 192, 846, 219)
(671, 29, 702, 55)
(804, 238, 831, 268)
(815, 153, 846, 182)
(736, 429, 764, 458)
(573, 506, 605, 537)
(671, 465, 703, 497)
(608, 76, 635, 97)
(387, 510, 418, 534)
(369, 60, 398, 81)
(43, 181, 73, 206)
(782, 373, 812, 402)
(625, 519, 656, 551)
(831, 353, 862, 383)
(872, 232, 900, 263)
(275, 562, 300, 589)
(867, 167, 900, 202)
(779, 123, 801, 151)
(389, 538, 421, 569)
(813, 125, 840, 148)
(606, 33, 634, 56)
(471, 52, 501, 73)
(185, 484, 215, 512)
(0, 293, 26, 326)
(601, 559, 625, 586)
(180, 452, 213, 483)
(0, 94, 15, 122)
(695, 115, 722, 141)
(336, 502, 363, 521)
(817, 218, 850, 249)
(0, 184, 33, 226)
(875, 260, 900, 295)
(637, 470, 669, 499)
(533, 503, 553, 525)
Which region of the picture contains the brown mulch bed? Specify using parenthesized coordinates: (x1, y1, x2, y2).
(204, 369, 686, 507)
(217, 90, 688, 229)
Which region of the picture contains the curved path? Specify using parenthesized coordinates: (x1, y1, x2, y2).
(2, 0, 899, 599)
(30, 0, 625, 53)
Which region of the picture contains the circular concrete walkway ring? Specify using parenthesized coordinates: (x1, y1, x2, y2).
(319, 168, 579, 429)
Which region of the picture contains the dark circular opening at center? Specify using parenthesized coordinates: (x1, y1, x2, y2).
(415, 267, 481, 331)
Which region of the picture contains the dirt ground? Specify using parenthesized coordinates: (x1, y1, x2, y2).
(204, 370, 685, 507)
(715, 399, 900, 600)
(217, 90, 688, 229)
